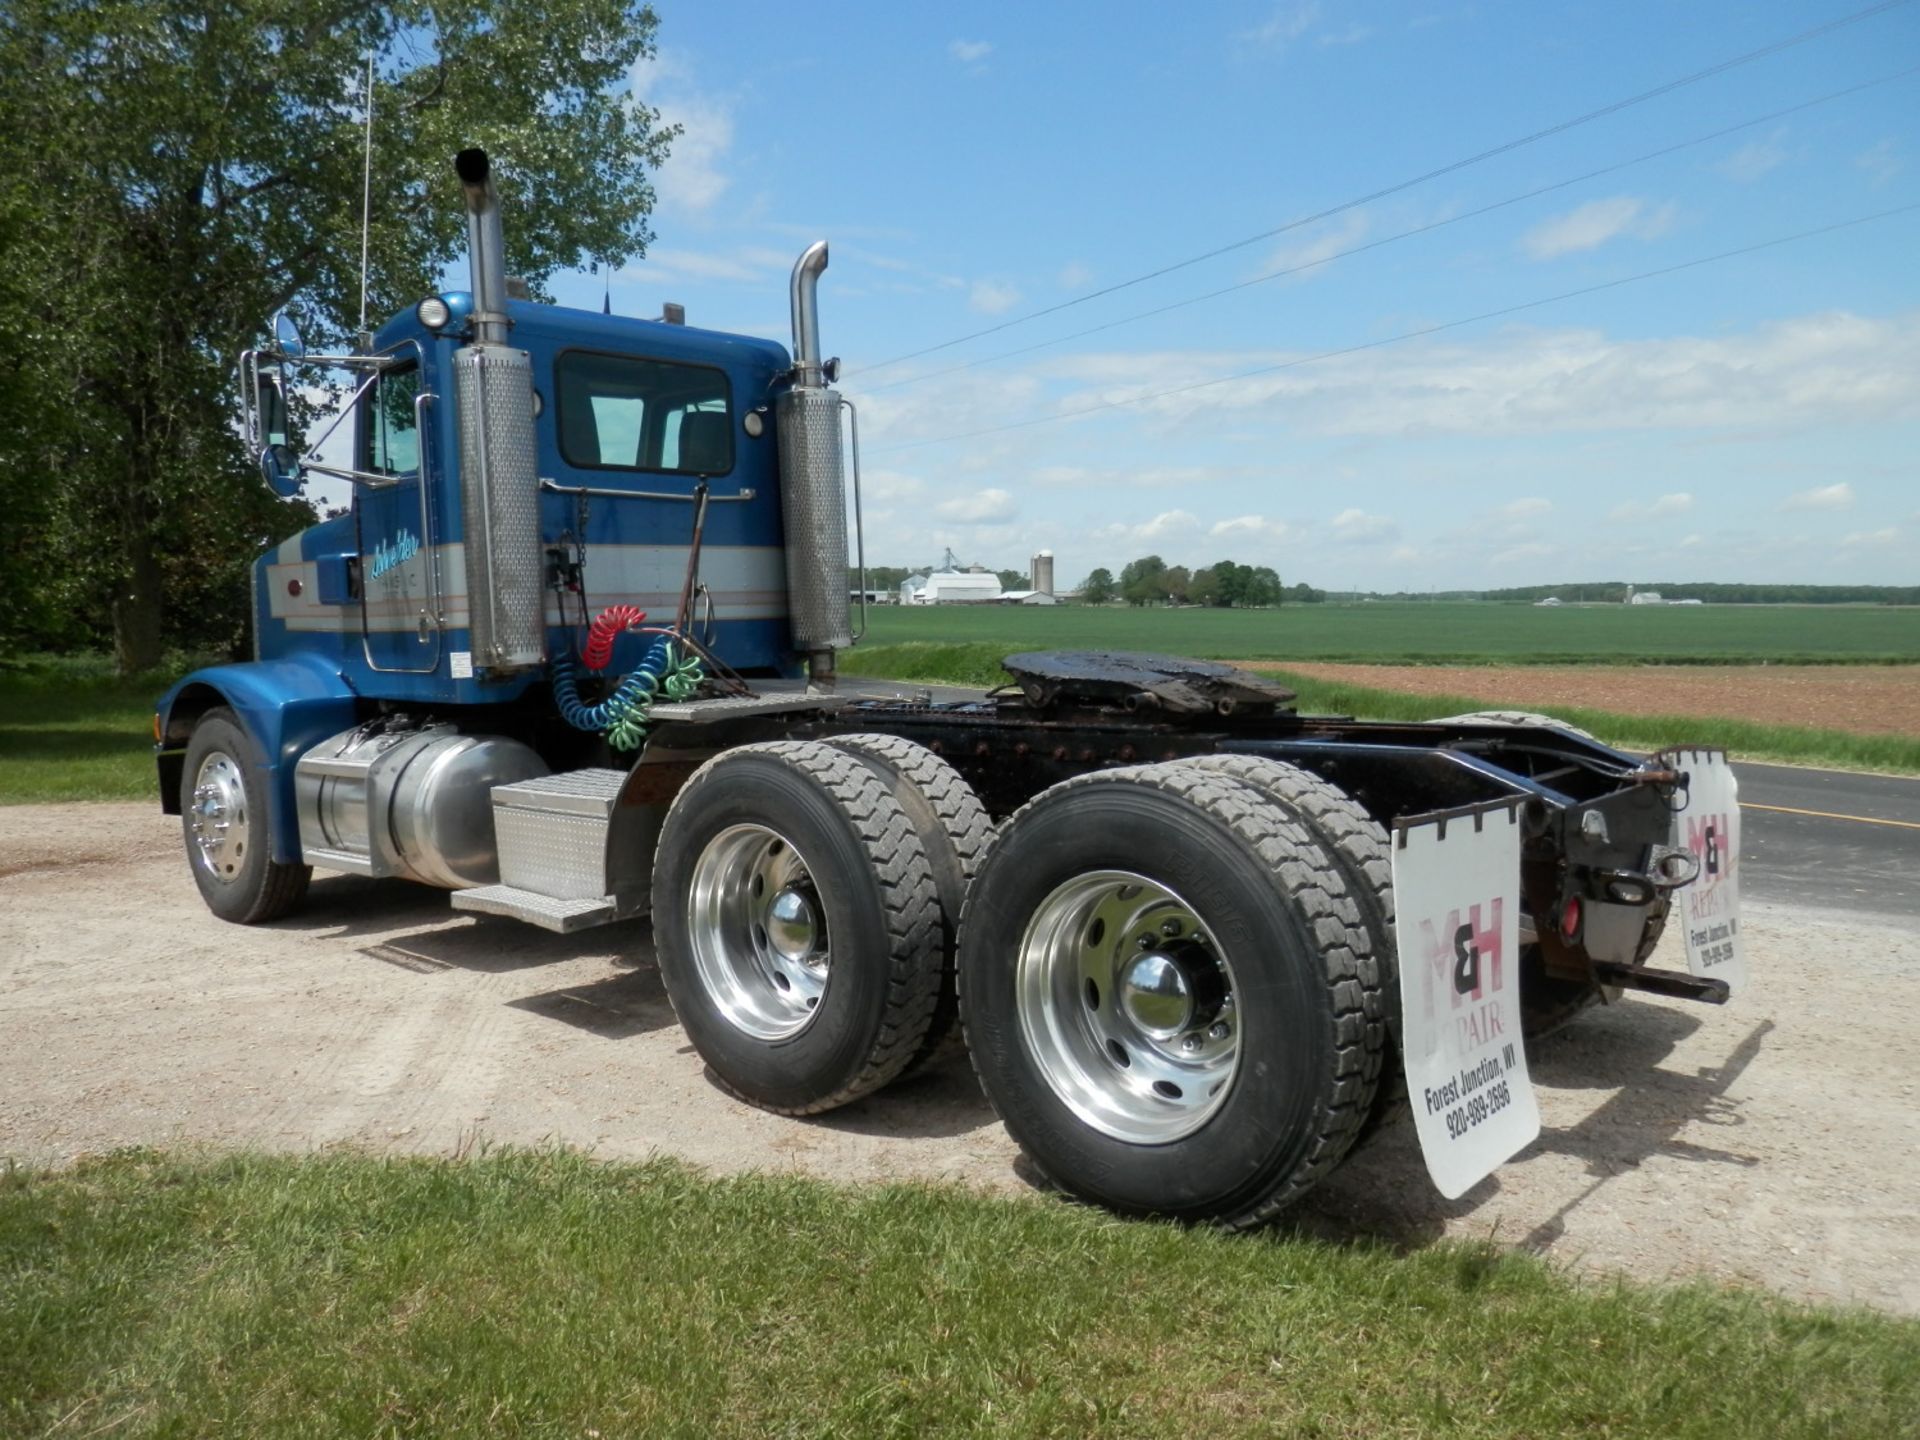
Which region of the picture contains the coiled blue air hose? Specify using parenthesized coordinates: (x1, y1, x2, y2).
(552, 635, 704, 752)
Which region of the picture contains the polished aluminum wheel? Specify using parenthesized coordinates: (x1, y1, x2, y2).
(188, 751, 250, 883)
(1015, 869, 1239, 1144)
(686, 823, 831, 1040)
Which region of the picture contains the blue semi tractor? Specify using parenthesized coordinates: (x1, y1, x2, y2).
(154, 150, 1742, 1222)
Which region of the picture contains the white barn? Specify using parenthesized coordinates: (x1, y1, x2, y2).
(915, 570, 1004, 604)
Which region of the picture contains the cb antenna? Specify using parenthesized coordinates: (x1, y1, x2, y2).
(356, 48, 376, 344)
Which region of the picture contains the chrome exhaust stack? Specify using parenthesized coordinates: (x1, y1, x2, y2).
(454, 149, 512, 345)
(450, 148, 544, 675)
(775, 241, 853, 688)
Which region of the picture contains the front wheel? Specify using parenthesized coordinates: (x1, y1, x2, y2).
(959, 763, 1384, 1227)
(180, 707, 310, 924)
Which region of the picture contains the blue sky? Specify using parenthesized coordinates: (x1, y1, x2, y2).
(543, 1, 1919, 591)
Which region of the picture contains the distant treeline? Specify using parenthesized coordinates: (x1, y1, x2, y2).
(1355, 583, 1920, 606)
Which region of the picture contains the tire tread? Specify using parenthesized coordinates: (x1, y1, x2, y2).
(959, 761, 1386, 1228)
(654, 740, 942, 1115)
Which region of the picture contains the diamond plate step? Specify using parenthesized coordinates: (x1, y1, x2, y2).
(451, 885, 619, 934)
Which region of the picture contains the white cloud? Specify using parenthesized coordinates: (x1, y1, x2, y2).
(1319, 24, 1375, 45)
(629, 51, 734, 216)
(934, 487, 1017, 523)
(1842, 527, 1899, 547)
(1210, 514, 1292, 542)
(1491, 541, 1557, 566)
(1610, 492, 1694, 521)
(863, 469, 925, 503)
(1094, 510, 1202, 549)
(1058, 260, 1094, 290)
(1857, 139, 1902, 187)
(1261, 211, 1369, 280)
(1718, 131, 1789, 184)
(634, 245, 789, 285)
(1784, 482, 1854, 511)
(969, 279, 1022, 315)
(1329, 508, 1398, 543)
(949, 38, 992, 64)
(1241, 2, 1320, 48)
(1497, 497, 1552, 518)
(1020, 311, 1920, 441)
(1520, 196, 1674, 260)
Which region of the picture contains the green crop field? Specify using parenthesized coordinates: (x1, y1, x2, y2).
(854, 601, 1919, 665)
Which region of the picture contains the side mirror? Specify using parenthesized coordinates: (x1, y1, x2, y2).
(258, 369, 291, 448)
(254, 368, 302, 495)
(272, 310, 306, 360)
(260, 444, 303, 497)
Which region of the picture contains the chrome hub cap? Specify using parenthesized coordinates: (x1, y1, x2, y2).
(1120, 951, 1195, 1040)
(1015, 870, 1239, 1144)
(188, 752, 250, 884)
(687, 824, 830, 1040)
(766, 887, 820, 964)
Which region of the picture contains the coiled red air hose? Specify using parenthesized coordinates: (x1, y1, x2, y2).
(582, 604, 647, 671)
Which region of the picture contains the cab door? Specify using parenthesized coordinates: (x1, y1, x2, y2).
(354, 351, 442, 673)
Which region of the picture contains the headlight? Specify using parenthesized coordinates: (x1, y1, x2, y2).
(416, 296, 452, 331)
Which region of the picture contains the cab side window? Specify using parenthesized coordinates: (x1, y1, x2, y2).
(359, 362, 421, 477)
(555, 351, 733, 475)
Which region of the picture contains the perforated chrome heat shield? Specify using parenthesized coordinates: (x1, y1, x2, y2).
(774, 385, 852, 653)
(455, 344, 546, 673)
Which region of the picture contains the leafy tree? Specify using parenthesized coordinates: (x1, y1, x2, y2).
(996, 569, 1027, 592)
(1162, 565, 1191, 606)
(1242, 566, 1283, 607)
(1186, 567, 1220, 608)
(0, 0, 673, 670)
(1118, 555, 1168, 606)
(1080, 567, 1116, 604)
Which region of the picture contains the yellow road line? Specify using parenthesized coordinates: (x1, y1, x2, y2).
(1745, 802, 1920, 831)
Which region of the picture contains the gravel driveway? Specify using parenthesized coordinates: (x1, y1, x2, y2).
(4, 802, 1915, 1316)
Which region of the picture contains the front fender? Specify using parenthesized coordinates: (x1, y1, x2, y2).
(156, 654, 361, 863)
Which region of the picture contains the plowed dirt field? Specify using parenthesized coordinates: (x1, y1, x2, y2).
(1267, 663, 1920, 737)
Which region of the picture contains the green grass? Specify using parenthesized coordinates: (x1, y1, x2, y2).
(843, 643, 1920, 775)
(0, 654, 185, 805)
(2, 1149, 1913, 1438)
(858, 600, 1920, 665)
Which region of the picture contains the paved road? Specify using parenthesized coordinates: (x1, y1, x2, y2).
(1738, 761, 1920, 920)
(842, 680, 1919, 920)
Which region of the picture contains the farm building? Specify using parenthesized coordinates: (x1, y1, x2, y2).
(998, 590, 1059, 605)
(904, 570, 1004, 604)
(898, 574, 929, 604)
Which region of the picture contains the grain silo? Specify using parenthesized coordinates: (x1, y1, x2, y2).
(1031, 549, 1055, 596)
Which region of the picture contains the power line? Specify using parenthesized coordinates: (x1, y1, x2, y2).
(868, 202, 1920, 456)
(853, 0, 1916, 378)
(856, 65, 1919, 396)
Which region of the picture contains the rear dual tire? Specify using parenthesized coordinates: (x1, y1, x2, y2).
(958, 764, 1384, 1227)
(650, 741, 945, 1115)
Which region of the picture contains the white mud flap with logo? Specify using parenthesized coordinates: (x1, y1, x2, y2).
(1662, 748, 1745, 996)
(1392, 799, 1541, 1200)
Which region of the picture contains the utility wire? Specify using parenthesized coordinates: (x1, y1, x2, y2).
(868, 202, 1920, 456)
(856, 65, 1920, 396)
(853, 0, 1916, 377)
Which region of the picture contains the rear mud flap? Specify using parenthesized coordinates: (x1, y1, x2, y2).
(1661, 748, 1746, 997)
(1392, 799, 1541, 1200)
